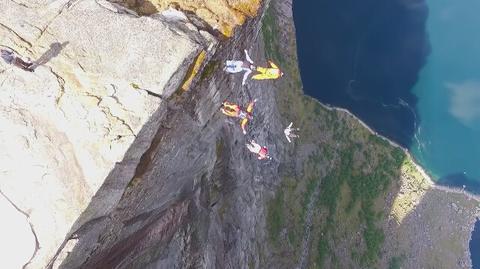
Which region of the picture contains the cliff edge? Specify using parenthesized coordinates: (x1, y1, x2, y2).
(0, 0, 239, 267)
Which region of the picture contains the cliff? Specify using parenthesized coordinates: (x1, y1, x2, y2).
(0, 0, 246, 267)
(1, 0, 478, 268)
(2, 0, 275, 266)
(263, 1, 480, 268)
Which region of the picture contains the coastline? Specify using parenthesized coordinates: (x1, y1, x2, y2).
(314, 98, 480, 267)
(267, 0, 479, 266)
(316, 101, 480, 202)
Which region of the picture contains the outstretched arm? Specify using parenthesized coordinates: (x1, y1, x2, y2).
(269, 61, 279, 69)
(246, 100, 256, 113)
(244, 49, 254, 64)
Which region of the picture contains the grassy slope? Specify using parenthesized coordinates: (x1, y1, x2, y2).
(262, 3, 407, 268)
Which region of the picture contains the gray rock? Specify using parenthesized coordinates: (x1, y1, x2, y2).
(0, 0, 215, 268)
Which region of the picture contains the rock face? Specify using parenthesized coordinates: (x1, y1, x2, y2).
(0, 193, 37, 269)
(113, 0, 262, 36)
(49, 3, 281, 267)
(0, 0, 217, 267)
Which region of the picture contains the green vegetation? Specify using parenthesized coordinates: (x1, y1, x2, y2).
(388, 256, 405, 269)
(266, 190, 285, 244)
(200, 60, 219, 82)
(130, 82, 141, 89)
(261, 4, 284, 65)
(261, 4, 408, 268)
(316, 237, 329, 268)
(360, 202, 385, 265)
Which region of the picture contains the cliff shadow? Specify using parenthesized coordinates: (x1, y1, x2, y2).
(111, 0, 159, 16)
(45, 101, 168, 269)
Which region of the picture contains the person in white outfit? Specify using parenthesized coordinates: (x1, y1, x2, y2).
(246, 140, 270, 160)
(284, 122, 299, 143)
(224, 50, 255, 86)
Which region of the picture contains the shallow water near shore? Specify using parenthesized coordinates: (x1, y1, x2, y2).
(293, 0, 480, 265)
(409, 0, 480, 190)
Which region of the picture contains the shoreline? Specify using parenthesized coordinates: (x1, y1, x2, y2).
(312, 99, 480, 203)
(312, 97, 480, 266)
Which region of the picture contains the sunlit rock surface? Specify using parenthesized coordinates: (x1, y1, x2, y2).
(112, 0, 262, 36)
(0, 0, 215, 267)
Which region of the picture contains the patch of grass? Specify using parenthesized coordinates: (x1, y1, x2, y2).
(261, 4, 284, 65)
(267, 190, 284, 243)
(316, 236, 329, 269)
(130, 82, 141, 89)
(388, 255, 405, 269)
(200, 60, 219, 82)
(360, 201, 385, 266)
(301, 176, 318, 221)
(127, 176, 141, 188)
(288, 229, 296, 246)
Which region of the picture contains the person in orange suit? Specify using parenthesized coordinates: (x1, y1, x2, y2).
(220, 99, 256, 134)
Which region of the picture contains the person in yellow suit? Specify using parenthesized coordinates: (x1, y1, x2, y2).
(252, 60, 283, 80)
(220, 99, 256, 135)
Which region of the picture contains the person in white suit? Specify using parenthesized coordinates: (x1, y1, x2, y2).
(284, 122, 299, 143)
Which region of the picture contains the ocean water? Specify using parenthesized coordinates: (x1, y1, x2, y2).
(410, 0, 480, 190)
(292, 0, 429, 148)
(292, 0, 480, 266)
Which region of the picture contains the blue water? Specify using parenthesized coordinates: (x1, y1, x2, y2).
(472, 219, 480, 269)
(410, 0, 480, 190)
(292, 0, 480, 266)
(293, 0, 429, 147)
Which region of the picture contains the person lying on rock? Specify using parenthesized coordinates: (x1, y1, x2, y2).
(224, 49, 255, 86)
(220, 99, 256, 135)
(1, 49, 34, 72)
(284, 122, 299, 143)
(246, 140, 271, 160)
